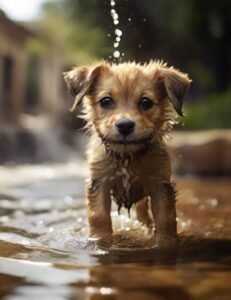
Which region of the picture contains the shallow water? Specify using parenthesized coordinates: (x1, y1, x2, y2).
(0, 160, 230, 299)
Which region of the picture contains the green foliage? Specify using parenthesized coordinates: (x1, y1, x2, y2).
(38, 0, 111, 64)
(183, 89, 231, 130)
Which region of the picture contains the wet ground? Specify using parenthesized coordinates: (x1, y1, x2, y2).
(0, 159, 230, 300)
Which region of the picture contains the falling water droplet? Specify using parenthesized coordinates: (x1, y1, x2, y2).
(128, 17, 131, 21)
(111, 9, 118, 20)
(107, 33, 111, 37)
(115, 28, 123, 37)
(109, 0, 124, 62)
(113, 51, 120, 58)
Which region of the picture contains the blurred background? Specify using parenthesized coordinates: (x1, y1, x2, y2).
(0, 3, 231, 299)
(0, 0, 230, 175)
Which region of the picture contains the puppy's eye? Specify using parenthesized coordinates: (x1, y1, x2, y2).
(139, 97, 155, 111)
(99, 97, 114, 109)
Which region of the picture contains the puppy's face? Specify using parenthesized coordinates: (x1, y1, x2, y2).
(64, 61, 191, 155)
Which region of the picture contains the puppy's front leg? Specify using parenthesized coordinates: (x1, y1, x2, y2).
(136, 197, 153, 227)
(86, 178, 112, 238)
(150, 183, 177, 247)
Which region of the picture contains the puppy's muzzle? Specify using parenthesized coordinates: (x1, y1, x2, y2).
(115, 119, 135, 136)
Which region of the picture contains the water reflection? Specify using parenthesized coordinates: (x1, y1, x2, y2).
(0, 161, 230, 299)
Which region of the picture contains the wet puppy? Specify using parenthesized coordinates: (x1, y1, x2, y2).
(64, 61, 191, 247)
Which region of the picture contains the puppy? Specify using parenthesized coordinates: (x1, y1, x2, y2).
(64, 61, 191, 247)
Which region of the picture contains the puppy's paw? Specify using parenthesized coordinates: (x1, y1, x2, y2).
(155, 235, 178, 248)
(89, 232, 113, 249)
(89, 230, 112, 241)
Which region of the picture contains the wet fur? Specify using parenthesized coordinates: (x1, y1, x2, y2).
(64, 60, 191, 247)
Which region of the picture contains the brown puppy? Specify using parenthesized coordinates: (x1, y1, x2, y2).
(64, 61, 191, 247)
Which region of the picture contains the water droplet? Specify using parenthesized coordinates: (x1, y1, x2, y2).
(115, 28, 123, 36)
(48, 227, 54, 232)
(111, 10, 119, 21)
(121, 52, 125, 56)
(209, 198, 218, 207)
(128, 17, 131, 21)
(113, 50, 120, 58)
(143, 18, 146, 22)
(138, 44, 142, 48)
(107, 33, 111, 37)
(109, 0, 124, 61)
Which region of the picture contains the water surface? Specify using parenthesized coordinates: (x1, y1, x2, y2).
(0, 160, 230, 299)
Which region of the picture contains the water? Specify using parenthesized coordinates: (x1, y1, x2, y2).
(108, 0, 144, 61)
(0, 160, 231, 299)
(109, 0, 125, 61)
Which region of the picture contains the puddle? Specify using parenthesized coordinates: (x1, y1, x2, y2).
(0, 160, 231, 299)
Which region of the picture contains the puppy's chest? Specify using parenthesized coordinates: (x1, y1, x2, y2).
(107, 162, 147, 210)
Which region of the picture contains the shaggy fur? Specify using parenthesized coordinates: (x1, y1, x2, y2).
(64, 60, 191, 247)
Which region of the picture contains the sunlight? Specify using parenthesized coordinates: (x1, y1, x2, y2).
(0, 0, 46, 20)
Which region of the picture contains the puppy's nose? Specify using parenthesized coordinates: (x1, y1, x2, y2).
(116, 119, 135, 136)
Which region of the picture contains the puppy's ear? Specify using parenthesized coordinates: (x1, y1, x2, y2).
(157, 66, 191, 116)
(63, 64, 104, 112)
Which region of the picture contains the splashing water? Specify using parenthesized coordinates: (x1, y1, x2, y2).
(0, 161, 154, 254)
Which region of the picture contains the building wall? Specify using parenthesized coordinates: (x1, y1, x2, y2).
(0, 28, 27, 122)
(0, 17, 68, 125)
(38, 53, 67, 118)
